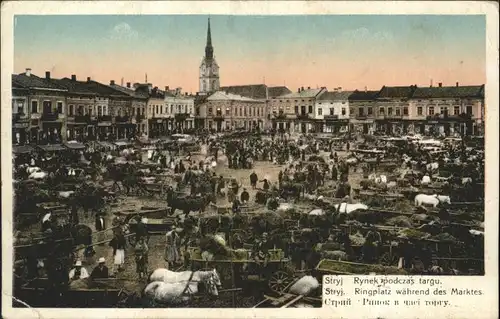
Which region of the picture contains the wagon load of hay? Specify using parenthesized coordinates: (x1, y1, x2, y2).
(386, 216, 413, 228)
(430, 233, 458, 243)
(199, 234, 231, 257)
(349, 231, 366, 245)
(230, 248, 250, 260)
(397, 228, 430, 240)
(289, 276, 320, 296)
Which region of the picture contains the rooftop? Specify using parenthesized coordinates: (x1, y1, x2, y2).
(377, 85, 417, 99)
(317, 91, 354, 101)
(412, 85, 484, 99)
(348, 90, 380, 101)
(280, 87, 325, 99)
(220, 84, 292, 100)
(12, 73, 67, 91)
(207, 91, 264, 102)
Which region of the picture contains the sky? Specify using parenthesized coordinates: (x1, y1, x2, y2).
(14, 15, 485, 93)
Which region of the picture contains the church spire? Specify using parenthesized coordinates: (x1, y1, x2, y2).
(205, 17, 214, 59)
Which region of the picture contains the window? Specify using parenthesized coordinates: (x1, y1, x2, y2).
(379, 107, 385, 115)
(388, 108, 393, 116)
(78, 105, 85, 116)
(294, 106, 299, 114)
(329, 108, 334, 115)
(440, 107, 447, 115)
(208, 107, 213, 115)
(98, 106, 102, 116)
(195, 107, 200, 116)
(318, 108, 323, 116)
(358, 107, 365, 116)
(177, 105, 181, 113)
(466, 106, 473, 114)
(16, 101, 24, 114)
(342, 108, 346, 116)
(403, 107, 409, 116)
(395, 108, 401, 116)
(417, 107, 423, 115)
(308, 105, 313, 113)
(244, 108, 247, 116)
(428, 106, 434, 115)
(156, 105, 159, 115)
(161, 105, 164, 114)
(57, 102, 63, 114)
(31, 101, 38, 113)
(226, 108, 230, 116)
(367, 107, 373, 115)
(68, 105, 74, 116)
(454, 106, 460, 115)
(88, 107, 93, 117)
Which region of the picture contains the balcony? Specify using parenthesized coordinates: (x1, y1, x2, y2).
(115, 116, 130, 123)
(356, 115, 368, 120)
(135, 114, 145, 122)
(296, 113, 310, 120)
(12, 113, 29, 123)
(324, 115, 339, 120)
(213, 113, 224, 120)
(427, 113, 473, 122)
(75, 115, 91, 124)
(174, 113, 189, 121)
(382, 114, 403, 120)
(41, 112, 60, 121)
(98, 115, 112, 122)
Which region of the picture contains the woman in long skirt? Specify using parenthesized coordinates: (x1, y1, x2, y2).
(164, 227, 180, 269)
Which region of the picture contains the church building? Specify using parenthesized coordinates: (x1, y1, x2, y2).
(199, 18, 220, 95)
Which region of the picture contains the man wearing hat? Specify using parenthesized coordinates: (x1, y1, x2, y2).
(91, 257, 109, 279)
(240, 188, 250, 204)
(69, 260, 89, 280)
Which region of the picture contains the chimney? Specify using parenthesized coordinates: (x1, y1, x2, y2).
(25, 68, 32, 76)
(166, 86, 170, 91)
(364, 86, 367, 93)
(430, 79, 433, 87)
(438, 82, 442, 87)
(301, 86, 304, 92)
(45, 71, 50, 79)
(126, 82, 131, 88)
(307, 86, 311, 90)
(71, 75, 76, 81)
(87, 77, 91, 82)
(110, 80, 115, 85)
(456, 82, 459, 87)
(297, 88, 300, 93)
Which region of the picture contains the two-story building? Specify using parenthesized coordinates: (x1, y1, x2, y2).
(12, 70, 68, 145)
(348, 89, 380, 135)
(314, 90, 352, 133)
(199, 91, 266, 132)
(409, 83, 484, 136)
(12, 79, 30, 145)
(220, 84, 291, 129)
(163, 87, 196, 133)
(270, 87, 327, 133)
(374, 85, 417, 135)
(141, 84, 166, 138)
(110, 82, 148, 137)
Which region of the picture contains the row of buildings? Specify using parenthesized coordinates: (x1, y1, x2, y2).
(11, 18, 484, 146)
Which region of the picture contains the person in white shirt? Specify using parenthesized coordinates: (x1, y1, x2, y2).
(68, 260, 89, 280)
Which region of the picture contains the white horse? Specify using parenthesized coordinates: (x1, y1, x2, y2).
(414, 194, 451, 207)
(426, 162, 439, 171)
(368, 173, 387, 184)
(29, 171, 48, 180)
(145, 269, 221, 305)
(333, 203, 368, 214)
(421, 175, 431, 185)
(26, 166, 41, 174)
(149, 268, 222, 286)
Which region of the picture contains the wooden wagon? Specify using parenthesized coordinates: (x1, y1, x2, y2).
(186, 246, 296, 294)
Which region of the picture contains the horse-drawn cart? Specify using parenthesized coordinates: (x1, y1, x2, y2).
(186, 246, 296, 294)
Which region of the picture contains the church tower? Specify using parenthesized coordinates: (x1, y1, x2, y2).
(199, 18, 220, 94)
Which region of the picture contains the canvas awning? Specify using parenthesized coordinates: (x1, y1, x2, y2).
(37, 144, 65, 152)
(13, 145, 35, 154)
(114, 140, 132, 147)
(64, 142, 86, 150)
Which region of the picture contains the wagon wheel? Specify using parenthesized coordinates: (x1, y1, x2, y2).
(268, 270, 294, 294)
(116, 290, 130, 307)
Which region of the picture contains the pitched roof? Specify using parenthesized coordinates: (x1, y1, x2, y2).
(411, 85, 485, 99)
(12, 73, 67, 91)
(207, 91, 263, 102)
(54, 78, 97, 95)
(85, 80, 131, 98)
(220, 84, 267, 99)
(268, 86, 292, 98)
(317, 91, 354, 101)
(280, 88, 325, 99)
(111, 84, 149, 99)
(348, 90, 380, 101)
(377, 85, 417, 99)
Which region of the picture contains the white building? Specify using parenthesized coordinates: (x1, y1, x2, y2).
(164, 87, 195, 131)
(314, 90, 352, 133)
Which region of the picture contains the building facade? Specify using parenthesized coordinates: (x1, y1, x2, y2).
(348, 89, 379, 135)
(314, 90, 352, 133)
(269, 87, 327, 133)
(145, 85, 167, 138)
(409, 83, 484, 136)
(198, 91, 266, 132)
(199, 18, 220, 95)
(12, 81, 30, 145)
(164, 87, 195, 132)
(373, 85, 417, 135)
(13, 70, 68, 145)
(110, 82, 148, 137)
